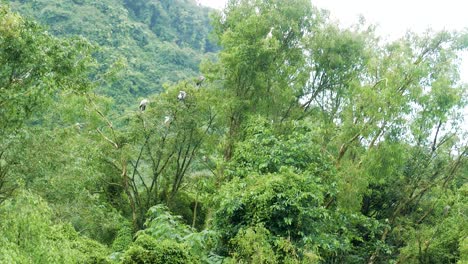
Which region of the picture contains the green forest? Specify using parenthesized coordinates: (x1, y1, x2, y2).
(1, 0, 467, 263)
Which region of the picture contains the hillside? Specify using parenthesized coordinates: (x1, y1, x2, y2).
(1, 1, 467, 263)
(10, 0, 217, 105)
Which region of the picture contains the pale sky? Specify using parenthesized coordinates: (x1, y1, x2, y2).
(198, 0, 468, 83)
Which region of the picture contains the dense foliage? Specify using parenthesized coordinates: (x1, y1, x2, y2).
(1, 0, 467, 263)
(9, 0, 218, 105)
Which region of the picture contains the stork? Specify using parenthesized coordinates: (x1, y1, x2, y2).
(443, 205, 451, 216)
(139, 99, 149, 111)
(195, 75, 205, 87)
(177, 91, 187, 101)
(266, 27, 273, 39)
(164, 116, 171, 126)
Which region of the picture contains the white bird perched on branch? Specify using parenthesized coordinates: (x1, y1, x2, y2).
(196, 75, 205, 87)
(139, 99, 149, 111)
(164, 116, 171, 126)
(266, 27, 273, 39)
(443, 205, 451, 216)
(177, 91, 187, 101)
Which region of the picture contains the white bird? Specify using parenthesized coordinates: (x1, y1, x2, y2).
(196, 75, 205, 87)
(177, 91, 187, 101)
(443, 205, 451, 216)
(139, 99, 149, 111)
(164, 116, 171, 126)
(74, 122, 83, 130)
(266, 27, 273, 39)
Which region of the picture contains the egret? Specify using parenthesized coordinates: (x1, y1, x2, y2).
(266, 27, 273, 39)
(139, 99, 149, 111)
(177, 91, 187, 101)
(196, 75, 205, 87)
(443, 205, 451, 216)
(164, 116, 171, 126)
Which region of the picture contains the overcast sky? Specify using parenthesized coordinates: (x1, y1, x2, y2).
(198, 0, 468, 83)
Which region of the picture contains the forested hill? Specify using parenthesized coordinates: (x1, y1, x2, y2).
(10, 0, 217, 105)
(1, 0, 467, 263)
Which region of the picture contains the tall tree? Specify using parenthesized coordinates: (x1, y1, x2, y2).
(209, 0, 321, 160)
(92, 82, 219, 229)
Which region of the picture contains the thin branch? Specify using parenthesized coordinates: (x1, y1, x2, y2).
(431, 120, 442, 152)
(88, 95, 118, 143)
(129, 160, 149, 195)
(96, 128, 118, 149)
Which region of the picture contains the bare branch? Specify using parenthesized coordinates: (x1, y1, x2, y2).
(96, 128, 118, 149)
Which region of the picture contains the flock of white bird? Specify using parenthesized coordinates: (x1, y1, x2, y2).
(139, 75, 204, 112)
(138, 76, 205, 127)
